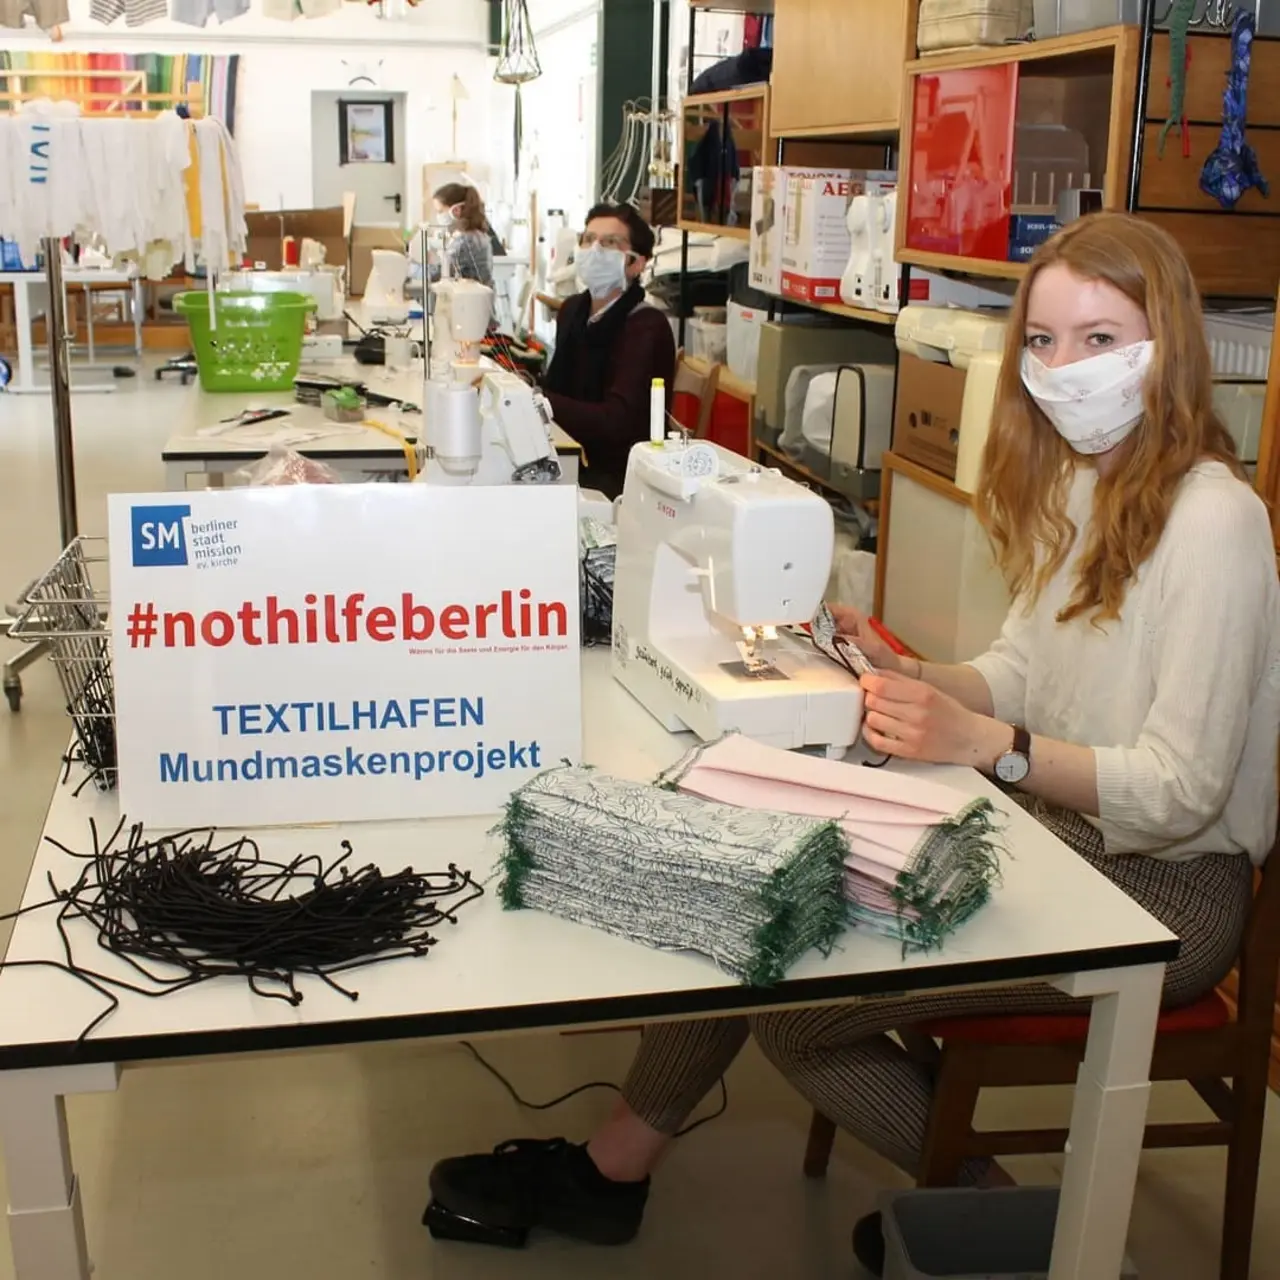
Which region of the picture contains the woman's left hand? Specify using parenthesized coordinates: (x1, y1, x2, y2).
(860, 670, 1001, 767)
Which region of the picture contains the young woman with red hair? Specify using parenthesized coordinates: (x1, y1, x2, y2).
(426, 213, 1280, 1275)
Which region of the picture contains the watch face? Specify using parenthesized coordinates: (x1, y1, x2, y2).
(995, 752, 1030, 785)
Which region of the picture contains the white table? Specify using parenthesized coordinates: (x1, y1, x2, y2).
(161, 360, 582, 489)
(0, 652, 1175, 1280)
(0, 268, 143, 396)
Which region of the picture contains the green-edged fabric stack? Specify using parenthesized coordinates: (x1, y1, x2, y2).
(497, 766, 848, 987)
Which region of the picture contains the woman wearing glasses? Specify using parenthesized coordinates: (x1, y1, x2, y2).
(542, 202, 676, 498)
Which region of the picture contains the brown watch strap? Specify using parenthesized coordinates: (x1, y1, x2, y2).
(1011, 725, 1031, 756)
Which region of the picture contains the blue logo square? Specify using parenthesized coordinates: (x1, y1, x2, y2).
(131, 505, 191, 567)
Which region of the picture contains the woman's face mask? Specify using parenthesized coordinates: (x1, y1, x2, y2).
(1020, 340, 1155, 455)
(576, 245, 629, 300)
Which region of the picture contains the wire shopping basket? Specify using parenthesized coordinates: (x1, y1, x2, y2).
(10, 537, 116, 790)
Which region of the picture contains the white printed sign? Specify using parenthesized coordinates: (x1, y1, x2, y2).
(107, 485, 582, 828)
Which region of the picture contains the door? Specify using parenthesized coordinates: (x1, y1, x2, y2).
(311, 90, 407, 227)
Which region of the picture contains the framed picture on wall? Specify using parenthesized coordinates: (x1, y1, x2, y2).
(339, 99, 394, 165)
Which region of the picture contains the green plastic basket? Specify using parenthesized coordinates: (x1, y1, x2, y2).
(175, 290, 317, 393)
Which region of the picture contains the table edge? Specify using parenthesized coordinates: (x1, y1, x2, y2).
(159, 443, 581, 461)
(0, 936, 1179, 1073)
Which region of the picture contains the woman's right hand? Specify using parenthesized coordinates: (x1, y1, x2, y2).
(826, 605, 905, 675)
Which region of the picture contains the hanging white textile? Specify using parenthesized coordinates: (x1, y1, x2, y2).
(0, 106, 248, 278)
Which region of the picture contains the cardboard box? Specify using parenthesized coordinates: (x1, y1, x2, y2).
(349, 226, 407, 297)
(780, 170, 896, 305)
(748, 166, 846, 296)
(892, 351, 966, 480)
(245, 208, 348, 278)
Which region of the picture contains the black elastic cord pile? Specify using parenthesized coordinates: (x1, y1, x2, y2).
(3, 816, 483, 1042)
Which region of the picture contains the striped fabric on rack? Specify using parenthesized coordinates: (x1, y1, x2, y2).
(0, 52, 240, 132)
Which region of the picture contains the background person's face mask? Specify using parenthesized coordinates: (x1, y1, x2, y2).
(576, 245, 628, 299)
(1020, 340, 1154, 455)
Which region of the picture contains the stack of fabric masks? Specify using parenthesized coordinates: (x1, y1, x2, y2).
(659, 735, 1004, 953)
(497, 765, 848, 987)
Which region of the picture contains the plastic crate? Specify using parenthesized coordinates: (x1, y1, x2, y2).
(883, 1188, 1139, 1280)
(1204, 309, 1274, 383)
(175, 290, 316, 392)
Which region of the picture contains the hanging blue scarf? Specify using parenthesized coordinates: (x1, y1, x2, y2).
(1200, 10, 1270, 210)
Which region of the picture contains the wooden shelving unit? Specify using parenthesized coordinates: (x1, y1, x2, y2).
(904, 22, 1132, 72)
(895, 24, 1139, 281)
(769, 0, 918, 140)
(815, 299, 898, 326)
(678, 84, 770, 239)
(680, 220, 750, 241)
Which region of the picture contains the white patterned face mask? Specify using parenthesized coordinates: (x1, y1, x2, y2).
(1020, 339, 1154, 455)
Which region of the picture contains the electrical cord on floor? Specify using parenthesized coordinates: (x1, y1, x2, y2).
(459, 1039, 729, 1139)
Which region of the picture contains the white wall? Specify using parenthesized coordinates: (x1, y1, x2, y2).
(5, 0, 498, 227)
(236, 43, 493, 225)
(521, 0, 601, 232)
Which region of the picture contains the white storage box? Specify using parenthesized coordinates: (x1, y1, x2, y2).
(726, 300, 764, 384)
(687, 314, 728, 365)
(917, 0, 1032, 52)
(1215, 382, 1266, 464)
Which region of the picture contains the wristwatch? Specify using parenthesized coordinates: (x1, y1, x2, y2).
(994, 725, 1031, 784)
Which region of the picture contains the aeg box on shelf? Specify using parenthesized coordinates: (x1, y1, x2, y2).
(780, 171, 896, 306)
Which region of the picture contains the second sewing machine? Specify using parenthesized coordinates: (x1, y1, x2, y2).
(611, 437, 864, 755)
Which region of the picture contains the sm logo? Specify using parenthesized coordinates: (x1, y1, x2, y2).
(131, 505, 191, 567)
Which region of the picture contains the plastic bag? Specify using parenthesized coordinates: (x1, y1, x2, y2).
(232, 445, 341, 487)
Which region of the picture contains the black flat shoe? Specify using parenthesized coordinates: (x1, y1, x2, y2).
(425, 1137, 649, 1248)
(852, 1210, 885, 1277)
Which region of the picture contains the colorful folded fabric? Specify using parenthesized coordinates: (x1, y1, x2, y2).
(497, 765, 848, 986)
(659, 734, 1004, 953)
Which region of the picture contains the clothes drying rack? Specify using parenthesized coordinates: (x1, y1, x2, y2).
(1, 83, 219, 712)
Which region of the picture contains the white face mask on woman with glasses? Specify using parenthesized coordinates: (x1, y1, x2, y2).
(575, 229, 635, 300)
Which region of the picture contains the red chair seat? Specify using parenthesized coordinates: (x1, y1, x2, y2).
(921, 990, 1231, 1046)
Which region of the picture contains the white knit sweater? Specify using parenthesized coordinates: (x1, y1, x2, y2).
(968, 461, 1280, 863)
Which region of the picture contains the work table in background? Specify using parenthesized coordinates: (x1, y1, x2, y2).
(161, 360, 582, 489)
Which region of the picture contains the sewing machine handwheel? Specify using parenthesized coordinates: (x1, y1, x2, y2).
(680, 443, 718, 479)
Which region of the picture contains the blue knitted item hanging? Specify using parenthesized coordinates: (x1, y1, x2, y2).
(1200, 10, 1270, 210)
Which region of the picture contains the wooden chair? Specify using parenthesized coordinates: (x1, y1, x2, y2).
(803, 854, 1280, 1280)
(672, 350, 721, 440)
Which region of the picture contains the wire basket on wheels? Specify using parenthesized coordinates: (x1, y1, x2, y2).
(175, 290, 316, 393)
(10, 537, 116, 791)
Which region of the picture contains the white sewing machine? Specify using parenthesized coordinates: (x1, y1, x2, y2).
(421, 369, 561, 485)
(365, 250, 410, 324)
(611, 438, 864, 752)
